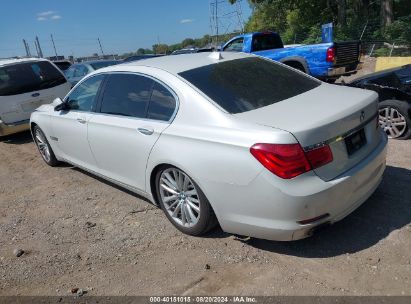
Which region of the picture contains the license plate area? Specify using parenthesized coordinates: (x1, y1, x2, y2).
(345, 128, 366, 156)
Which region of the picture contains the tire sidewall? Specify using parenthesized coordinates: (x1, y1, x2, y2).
(379, 100, 411, 140)
(155, 166, 215, 236)
(33, 126, 59, 166)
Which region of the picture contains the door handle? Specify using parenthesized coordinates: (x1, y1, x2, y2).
(138, 127, 154, 135)
(76, 118, 86, 124)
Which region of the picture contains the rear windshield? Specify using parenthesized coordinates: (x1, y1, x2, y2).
(54, 61, 71, 71)
(252, 34, 284, 52)
(0, 61, 66, 96)
(178, 57, 320, 114)
(90, 61, 118, 70)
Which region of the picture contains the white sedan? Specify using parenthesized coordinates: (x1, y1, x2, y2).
(30, 52, 387, 241)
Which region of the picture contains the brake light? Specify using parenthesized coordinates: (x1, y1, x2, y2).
(326, 47, 335, 62)
(250, 143, 333, 179)
(305, 145, 333, 169)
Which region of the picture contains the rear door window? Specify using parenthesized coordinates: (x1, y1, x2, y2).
(100, 74, 154, 118)
(0, 61, 66, 96)
(178, 57, 320, 114)
(147, 82, 176, 121)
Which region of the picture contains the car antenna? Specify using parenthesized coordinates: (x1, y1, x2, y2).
(208, 51, 223, 60)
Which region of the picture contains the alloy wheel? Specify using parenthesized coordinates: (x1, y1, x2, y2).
(379, 106, 407, 138)
(34, 129, 51, 163)
(159, 168, 201, 228)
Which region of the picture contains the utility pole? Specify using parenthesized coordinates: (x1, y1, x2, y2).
(50, 34, 58, 58)
(98, 38, 105, 57)
(215, 0, 219, 46)
(35, 36, 44, 58)
(34, 40, 40, 57)
(22, 39, 31, 57)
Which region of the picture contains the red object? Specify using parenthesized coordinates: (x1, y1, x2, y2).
(250, 143, 333, 179)
(305, 145, 333, 169)
(326, 47, 335, 62)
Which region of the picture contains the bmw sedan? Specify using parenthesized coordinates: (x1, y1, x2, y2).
(30, 52, 387, 241)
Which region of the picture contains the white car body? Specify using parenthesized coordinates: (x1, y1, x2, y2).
(30, 52, 387, 241)
(0, 58, 71, 136)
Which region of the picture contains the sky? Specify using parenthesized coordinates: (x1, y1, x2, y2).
(0, 0, 252, 59)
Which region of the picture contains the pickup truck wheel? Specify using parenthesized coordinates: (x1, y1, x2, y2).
(378, 100, 411, 140)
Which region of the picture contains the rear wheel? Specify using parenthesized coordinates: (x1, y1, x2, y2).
(33, 126, 60, 166)
(378, 100, 411, 140)
(156, 166, 217, 236)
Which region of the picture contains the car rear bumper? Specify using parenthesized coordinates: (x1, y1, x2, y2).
(210, 130, 388, 241)
(0, 119, 30, 136)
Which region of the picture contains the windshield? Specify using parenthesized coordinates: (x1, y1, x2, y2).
(178, 57, 320, 114)
(90, 61, 118, 70)
(0, 61, 66, 96)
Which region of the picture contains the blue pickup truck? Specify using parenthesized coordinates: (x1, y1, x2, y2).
(222, 31, 361, 82)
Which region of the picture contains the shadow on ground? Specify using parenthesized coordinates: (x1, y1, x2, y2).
(246, 165, 411, 257)
(0, 131, 33, 144)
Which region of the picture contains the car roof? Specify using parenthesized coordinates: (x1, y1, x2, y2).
(77, 59, 118, 65)
(105, 52, 251, 75)
(0, 57, 49, 67)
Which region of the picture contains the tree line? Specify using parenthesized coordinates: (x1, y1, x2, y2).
(122, 0, 410, 57)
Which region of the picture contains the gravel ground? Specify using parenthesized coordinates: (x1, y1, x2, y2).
(0, 130, 410, 297)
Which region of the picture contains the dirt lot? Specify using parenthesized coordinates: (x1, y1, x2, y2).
(0, 130, 410, 296)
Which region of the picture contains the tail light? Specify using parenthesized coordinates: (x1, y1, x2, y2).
(250, 143, 333, 179)
(326, 47, 335, 62)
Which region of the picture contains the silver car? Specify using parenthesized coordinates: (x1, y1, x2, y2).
(30, 52, 387, 241)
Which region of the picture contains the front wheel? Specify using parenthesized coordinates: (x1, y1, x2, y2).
(378, 100, 411, 140)
(156, 166, 217, 236)
(33, 125, 60, 166)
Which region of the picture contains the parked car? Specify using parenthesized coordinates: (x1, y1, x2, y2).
(344, 64, 411, 139)
(30, 52, 387, 241)
(0, 58, 70, 136)
(222, 31, 361, 82)
(123, 54, 163, 62)
(52, 60, 72, 72)
(65, 60, 119, 87)
(171, 48, 214, 55)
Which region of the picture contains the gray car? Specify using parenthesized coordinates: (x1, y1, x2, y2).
(65, 60, 118, 87)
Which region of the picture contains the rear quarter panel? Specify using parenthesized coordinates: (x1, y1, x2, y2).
(144, 80, 296, 219)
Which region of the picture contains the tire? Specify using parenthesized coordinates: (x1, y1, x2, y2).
(33, 125, 60, 166)
(155, 166, 218, 236)
(378, 100, 411, 140)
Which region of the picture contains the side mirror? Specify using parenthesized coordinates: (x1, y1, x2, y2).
(53, 98, 70, 111)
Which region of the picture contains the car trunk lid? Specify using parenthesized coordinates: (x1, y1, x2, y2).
(234, 83, 381, 181)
